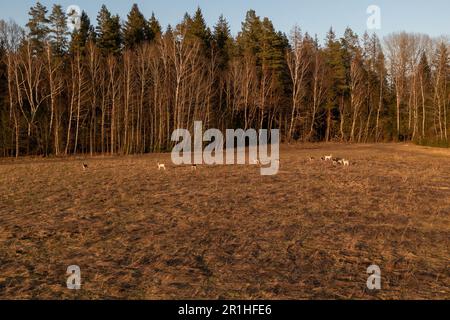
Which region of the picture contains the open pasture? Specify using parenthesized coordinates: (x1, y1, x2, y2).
(0, 143, 449, 299)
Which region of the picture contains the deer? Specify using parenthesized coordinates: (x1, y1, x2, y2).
(82, 163, 88, 171)
(335, 158, 350, 166)
(157, 162, 166, 171)
(324, 155, 333, 161)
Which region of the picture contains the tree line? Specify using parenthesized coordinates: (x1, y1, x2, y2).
(0, 2, 448, 157)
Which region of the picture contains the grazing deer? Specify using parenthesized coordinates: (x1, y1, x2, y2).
(324, 155, 333, 161)
(330, 157, 341, 165)
(157, 162, 166, 171)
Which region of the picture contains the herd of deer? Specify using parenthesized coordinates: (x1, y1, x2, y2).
(309, 155, 351, 166)
(81, 154, 350, 171)
(153, 156, 350, 170)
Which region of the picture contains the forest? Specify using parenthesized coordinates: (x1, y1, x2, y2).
(0, 2, 448, 157)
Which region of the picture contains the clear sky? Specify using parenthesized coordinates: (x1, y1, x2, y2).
(0, 0, 449, 40)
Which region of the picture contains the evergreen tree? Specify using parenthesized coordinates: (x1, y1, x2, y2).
(148, 12, 162, 40)
(188, 7, 211, 48)
(26, 1, 50, 52)
(0, 43, 7, 155)
(96, 5, 122, 55)
(432, 42, 449, 140)
(213, 15, 233, 69)
(176, 13, 192, 36)
(237, 10, 262, 58)
(341, 27, 360, 90)
(418, 50, 431, 137)
(70, 11, 93, 54)
(341, 27, 359, 56)
(418, 51, 431, 87)
(165, 24, 174, 39)
(260, 18, 288, 77)
(48, 4, 68, 55)
(323, 28, 346, 140)
(123, 4, 149, 49)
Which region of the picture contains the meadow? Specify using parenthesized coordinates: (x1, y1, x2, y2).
(0, 143, 448, 299)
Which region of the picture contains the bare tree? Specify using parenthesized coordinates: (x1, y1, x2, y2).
(287, 27, 309, 141)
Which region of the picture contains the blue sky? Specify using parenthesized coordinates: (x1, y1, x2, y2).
(0, 0, 449, 40)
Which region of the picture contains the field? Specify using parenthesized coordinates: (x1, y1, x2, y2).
(0, 143, 449, 299)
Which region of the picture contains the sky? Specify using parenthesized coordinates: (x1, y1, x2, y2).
(0, 0, 449, 40)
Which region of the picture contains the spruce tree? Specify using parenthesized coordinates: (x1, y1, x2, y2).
(432, 42, 449, 141)
(237, 10, 262, 58)
(123, 4, 149, 49)
(49, 4, 68, 55)
(260, 18, 288, 76)
(213, 15, 233, 69)
(165, 24, 174, 39)
(418, 51, 431, 137)
(0, 43, 7, 156)
(188, 7, 211, 49)
(148, 12, 162, 41)
(340, 27, 360, 101)
(96, 5, 122, 55)
(418, 51, 431, 88)
(176, 13, 192, 38)
(323, 28, 346, 140)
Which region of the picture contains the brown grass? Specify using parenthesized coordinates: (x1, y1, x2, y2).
(0, 143, 449, 299)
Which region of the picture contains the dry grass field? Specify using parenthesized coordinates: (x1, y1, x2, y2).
(0, 143, 449, 299)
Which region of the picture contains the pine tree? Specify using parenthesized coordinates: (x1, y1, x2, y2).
(26, 1, 50, 52)
(123, 4, 149, 49)
(96, 5, 122, 55)
(48, 4, 68, 55)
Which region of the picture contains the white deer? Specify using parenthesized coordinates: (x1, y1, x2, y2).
(157, 162, 166, 171)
